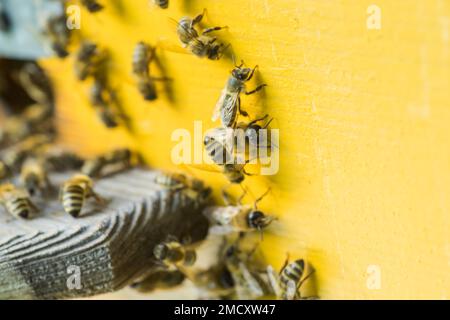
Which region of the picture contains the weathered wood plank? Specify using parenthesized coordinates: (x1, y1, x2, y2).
(0, 169, 209, 299)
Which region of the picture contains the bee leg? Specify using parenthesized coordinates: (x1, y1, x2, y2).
(245, 84, 267, 95)
(279, 253, 290, 275)
(237, 96, 249, 117)
(221, 189, 233, 205)
(202, 25, 228, 35)
(296, 269, 316, 299)
(87, 188, 107, 205)
(254, 187, 271, 209)
(248, 114, 269, 126)
(191, 8, 207, 28)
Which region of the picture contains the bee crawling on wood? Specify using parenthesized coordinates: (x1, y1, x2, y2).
(132, 42, 170, 101)
(212, 61, 267, 128)
(267, 256, 315, 300)
(60, 174, 106, 218)
(203, 188, 275, 236)
(0, 183, 38, 219)
(153, 236, 197, 271)
(175, 9, 229, 60)
(81, 0, 104, 13)
(130, 270, 185, 293)
(20, 158, 52, 197)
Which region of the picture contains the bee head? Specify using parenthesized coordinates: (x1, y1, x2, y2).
(248, 210, 273, 229)
(153, 243, 169, 261)
(207, 44, 221, 60)
(232, 67, 252, 81)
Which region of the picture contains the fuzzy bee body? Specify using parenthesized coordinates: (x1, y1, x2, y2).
(153, 240, 197, 270)
(60, 174, 103, 218)
(153, 0, 169, 9)
(0, 184, 37, 219)
(44, 15, 70, 58)
(39, 147, 84, 172)
(176, 10, 228, 60)
(82, 148, 133, 178)
(81, 0, 103, 13)
(75, 42, 99, 81)
(132, 42, 159, 101)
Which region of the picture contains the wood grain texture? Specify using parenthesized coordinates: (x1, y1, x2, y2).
(40, 0, 450, 299)
(0, 169, 209, 299)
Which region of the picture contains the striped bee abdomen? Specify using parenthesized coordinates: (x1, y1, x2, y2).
(62, 184, 86, 217)
(280, 259, 305, 288)
(6, 197, 33, 219)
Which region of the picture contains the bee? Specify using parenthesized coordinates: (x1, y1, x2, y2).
(153, 237, 197, 271)
(222, 240, 268, 300)
(235, 114, 274, 150)
(212, 61, 267, 128)
(89, 79, 126, 128)
(154, 172, 212, 204)
(82, 148, 134, 178)
(81, 0, 103, 13)
(44, 14, 70, 58)
(132, 42, 165, 101)
(0, 183, 38, 219)
(203, 188, 275, 235)
(267, 257, 315, 300)
(192, 263, 236, 299)
(130, 270, 185, 293)
(176, 9, 228, 60)
(60, 174, 105, 218)
(153, 0, 169, 9)
(74, 41, 102, 81)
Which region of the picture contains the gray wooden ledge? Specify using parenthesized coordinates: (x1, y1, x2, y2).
(0, 169, 209, 299)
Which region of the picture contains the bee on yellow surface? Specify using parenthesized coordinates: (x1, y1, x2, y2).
(20, 158, 52, 197)
(212, 61, 267, 128)
(153, 0, 169, 9)
(43, 14, 70, 58)
(82, 148, 134, 178)
(81, 0, 103, 13)
(203, 188, 275, 236)
(132, 42, 169, 101)
(153, 236, 197, 271)
(130, 270, 185, 293)
(74, 42, 104, 81)
(267, 257, 315, 300)
(0, 183, 38, 219)
(60, 174, 105, 218)
(175, 9, 228, 60)
(18, 63, 54, 107)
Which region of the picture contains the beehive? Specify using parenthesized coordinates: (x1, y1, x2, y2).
(39, 0, 450, 299)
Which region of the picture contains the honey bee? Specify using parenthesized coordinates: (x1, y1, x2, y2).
(212, 61, 267, 128)
(82, 148, 134, 178)
(132, 42, 167, 101)
(44, 14, 70, 58)
(203, 188, 275, 235)
(81, 0, 103, 13)
(74, 41, 103, 81)
(130, 270, 185, 293)
(18, 62, 54, 107)
(267, 257, 315, 300)
(0, 183, 38, 219)
(153, 0, 169, 9)
(89, 79, 126, 128)
(176, 9, 228, 60)
(37, 146, 84, 172)
(20, 158, 52, 197)
(60, 174, 105, 218)
(153, 237, 197, 271)
(235, 114, 274, 149)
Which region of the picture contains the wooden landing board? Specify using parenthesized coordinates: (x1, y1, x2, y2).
(0, 169, 209, 299)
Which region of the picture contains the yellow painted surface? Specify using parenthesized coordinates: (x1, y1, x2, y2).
(41, 0, 450, 299)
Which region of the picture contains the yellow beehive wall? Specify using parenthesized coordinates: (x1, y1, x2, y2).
(41, 0, 450, 299)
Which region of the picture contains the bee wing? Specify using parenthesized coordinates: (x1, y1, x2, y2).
(266, 265, 282, 298)
(285, 280, 297, 300)
(212, 89, 239, 122)
(234, 262, 264, 299)
(203, 205, 240, 225)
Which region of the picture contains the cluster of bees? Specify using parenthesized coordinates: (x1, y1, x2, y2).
(0, 1, 316, 300)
